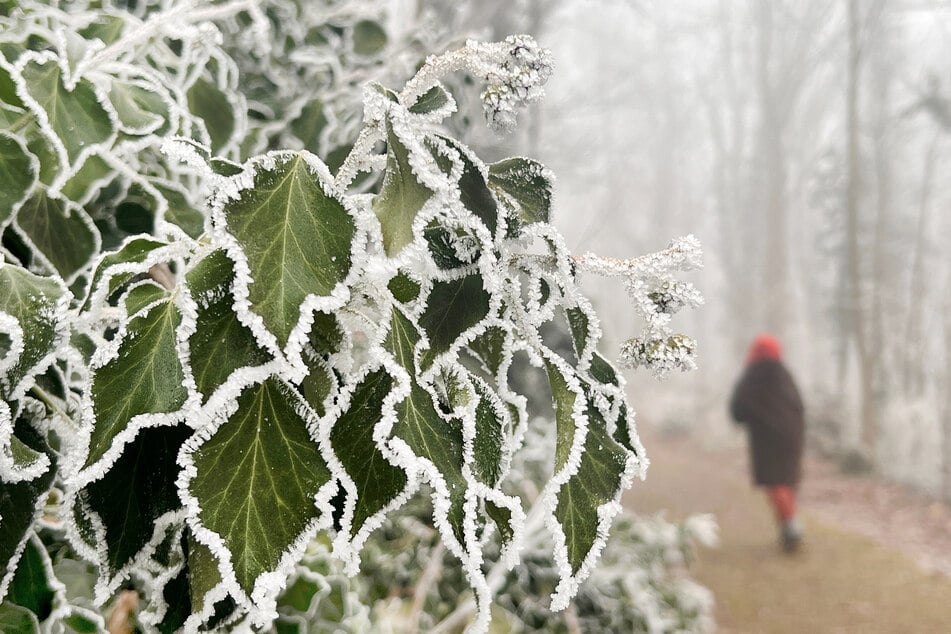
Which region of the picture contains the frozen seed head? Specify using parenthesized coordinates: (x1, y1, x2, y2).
(480, 35, 553, 133)
(619, 334, 698, 378)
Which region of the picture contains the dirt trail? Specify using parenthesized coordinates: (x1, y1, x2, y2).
(623, 430, 951, 634)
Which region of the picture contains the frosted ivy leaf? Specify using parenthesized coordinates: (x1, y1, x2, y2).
(214, 152, 356, 359)
(329, 368, 409, 546)
(0, 131, 37, 228)
(487, 156, 553, 232)
(79, 424, 191, 581)
(13, 188, 100, 284)
(0, 262, 69, 401)
(372, 114, 433, 257)
(181, 377, 335, 620)
(184, 249, 271, 404)
(15, 52, 116, 179)
(109, 78, 172, 136)
(81, 295, 187, 471)
(0, 440, 56, 603)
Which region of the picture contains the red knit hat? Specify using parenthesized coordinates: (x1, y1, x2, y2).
(746, 334, 782, 363)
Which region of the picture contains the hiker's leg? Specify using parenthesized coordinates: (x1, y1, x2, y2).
(766, 485, 795, 522)
(767, 485, 802, 552)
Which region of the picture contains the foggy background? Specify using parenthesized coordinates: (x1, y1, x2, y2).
(401, 0, 951, 499)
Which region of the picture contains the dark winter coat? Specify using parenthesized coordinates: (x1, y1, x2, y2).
(729, 359, 805, 487)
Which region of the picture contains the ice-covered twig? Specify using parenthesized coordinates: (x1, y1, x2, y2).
(572, 235, 703, 279)
(400, 35, 553, 133)
(573, 236, 704, 378)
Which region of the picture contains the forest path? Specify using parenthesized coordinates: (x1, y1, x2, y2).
(623, 429, 951, 634)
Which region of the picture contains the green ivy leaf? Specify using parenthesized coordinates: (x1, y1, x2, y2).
(0, 63, 24, 110)
(155, 567, 189, 634)
(565, 307, 590, 358)
(0, 263, 67, 398)
(419, 274, 490, 369)
(466, 326, 507, 376)
(77, 14, 125, 44)
(109, 79, 169, 135)
(187, 378, 331, 596)
(21, 124, 57, 188)
(331, 369, 407, 538)
(59, 154, 111, 203)
(186, 535, 223, 621)
(278, 573, 322, 612)
(122, 281, 167, 316)
(385, 309, 468, 543)
(298, 313, 343, 416)
(589, 352, 618, 386)
(83, 236, 168, 310)
(0, 602, 39, 634)
(307, 311, 344, 357)
(471, 379, 505, 487)
(352, 20, 387, 56)
(545, 360, 578, 474)
(186, 78, 237, 154)
(187, 78, 235, 153)
(185, 250, 270, 403)
(6, 436, 47, 478)
(60, 611, 103, 634)
(424, 222, 473, 270)
(0, 460, 55, 600)
(289, 100, 327, 151)
(0, 132, 35, 227)
(409, 86, 451, 115)
(6, 537, 54, 621)
(372, 119, 432, 256)
(85, 298, 186, 468)
(220, 152, 354, 349)
(555, 398, 627, 573)
(435, 136, 497, 235)
(154, 182, 204, 238)
(19, 56, 114, 167)
(387, 272, 420, 303)
(82, 424, 191, 575)
(485, 501, 514, 544)
(488, 157, 552, 231)
(14, 188, 98, 282)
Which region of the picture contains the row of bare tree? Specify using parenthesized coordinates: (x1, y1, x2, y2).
(405, 0, 951, 497)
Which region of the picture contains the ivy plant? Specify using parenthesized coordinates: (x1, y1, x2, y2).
(0, 1, 703, 632)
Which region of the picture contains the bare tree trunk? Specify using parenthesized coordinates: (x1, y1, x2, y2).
(845, 0, 877, 463)
(901, 138, 937, 395)
(944, 290, 951, 499)
(754, 2, 789, 338)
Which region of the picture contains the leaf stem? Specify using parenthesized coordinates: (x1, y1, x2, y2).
(409, 541, 445, 631)
(28, 384, 77, 430)
(6, 111, 34, 135)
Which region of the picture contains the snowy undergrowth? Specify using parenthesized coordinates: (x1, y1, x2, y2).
(0, 1, 704, 632)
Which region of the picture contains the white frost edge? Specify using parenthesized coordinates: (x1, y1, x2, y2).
(320, 362, 418, 575)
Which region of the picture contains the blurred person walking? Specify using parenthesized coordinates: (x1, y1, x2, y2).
(729, 334, 805, 553)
